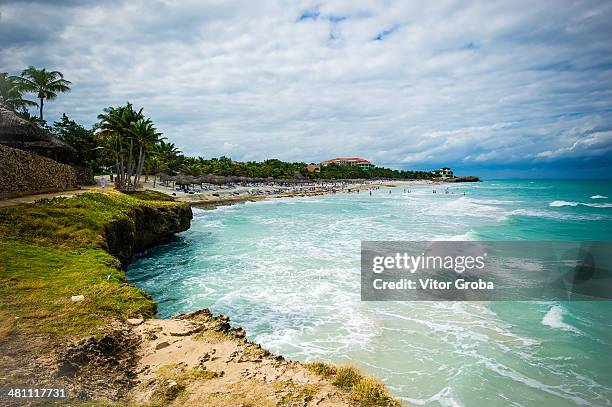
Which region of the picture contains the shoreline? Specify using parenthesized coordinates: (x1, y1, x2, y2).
(0, 191, 403, 406)
(122, 177, 433, 207)
(0, 177, 470, 209)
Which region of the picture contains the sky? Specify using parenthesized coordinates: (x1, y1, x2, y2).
(1, 0, 612, 178)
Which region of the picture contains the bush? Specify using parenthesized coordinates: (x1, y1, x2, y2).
(305, 361, 402, 406)
(332, 365, 362, 390)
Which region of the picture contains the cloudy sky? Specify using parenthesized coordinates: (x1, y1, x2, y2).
(1, 0, 612, 178)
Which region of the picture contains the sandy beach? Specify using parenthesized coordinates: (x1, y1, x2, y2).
(0, 176, 434, 208)
(118, 176, 433, 206)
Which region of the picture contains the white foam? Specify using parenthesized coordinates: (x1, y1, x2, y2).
(471, 199, 517, 205)
(590, 195, 608, 199)
(510, 209, 603, 221)
(549, 200, 612, 208)
(511, 209, 566, 220)
(542, 305, 579, 334)
(549, 200, 578, 207)
(583, 202, 612, 208)
(430, 197, 507, 220)
(405, 386, 462, 407)
(445, 230, 478, 241)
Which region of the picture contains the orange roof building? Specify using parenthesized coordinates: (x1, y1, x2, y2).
(320, 157, 373, 169)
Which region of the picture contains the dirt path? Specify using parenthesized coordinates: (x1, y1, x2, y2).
(0, 186, 106, 208)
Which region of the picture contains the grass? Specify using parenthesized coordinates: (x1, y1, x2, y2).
(0, 240, 155, 338)
(0, 191, 184, 340)
(126, 190, 177, 202)
(305, 362, 402, 407)
(274, 381, 319, 406)
(149, 364, 219, 406)
(0, 191, 179, 249)
(157, 363, 219, 382)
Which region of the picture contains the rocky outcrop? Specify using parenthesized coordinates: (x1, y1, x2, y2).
(446, 176, 480, 182)
(57, 322, 140, 401)
(104, 203, 193, 262)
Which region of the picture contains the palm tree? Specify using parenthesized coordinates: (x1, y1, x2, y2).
(97, 103, 143, 190)
(129, 117, 162, 187)
(145, 155, 166, 187)
(17, 66, 71, 122)
(154, 140, 181, 172)
(97, 103, 164, 191)
(0, 73, 37, 111)
(181, 157, 202, 176)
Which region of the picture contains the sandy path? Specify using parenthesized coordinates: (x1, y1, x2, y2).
(0, 185, 107, 208)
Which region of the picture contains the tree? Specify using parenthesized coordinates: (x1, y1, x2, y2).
(128, 117, 162, 187)
(153, 140, 181, 173)
(17, 66, 71, 122)
(96, 103, 163, 191)
(144, 155, 166, 187)
(0, 72, 37, 112)
(181, 157, 201, 176)
(96, 103, 143, 190)
(52, 114, 103, 171)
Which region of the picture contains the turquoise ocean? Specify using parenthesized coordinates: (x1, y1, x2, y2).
(127, 180, 612, 406)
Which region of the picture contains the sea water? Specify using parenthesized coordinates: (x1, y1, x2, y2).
(126, 179, 612, 406)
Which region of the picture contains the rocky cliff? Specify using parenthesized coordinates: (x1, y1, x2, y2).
(104, 200, 193, 262)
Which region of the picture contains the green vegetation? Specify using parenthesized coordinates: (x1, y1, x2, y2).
(97, 103, 163, 191)
(305, 362, 402, 407)
(15, 66, 72, 123)
(52, 113, 106, 170)
(174, 156, 306, 178)
(314, 162, 433, 180)
(157, 363, 219, 382)
(149, 155, 432, 180)
(149, 364, 218, 405)
(0, 72, 37, 112)
(127, 190, 177, 202)
(3, 66, 435, 183)
(274, 381, 319, 406)
(0, 192, 183, 340)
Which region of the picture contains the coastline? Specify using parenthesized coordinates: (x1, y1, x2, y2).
(0, 177, 466, 209)
(0, 191, 402, 406)
(121, 177, 433, 207)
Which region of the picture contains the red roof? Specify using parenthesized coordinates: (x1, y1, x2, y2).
(320, 157, 371, 165)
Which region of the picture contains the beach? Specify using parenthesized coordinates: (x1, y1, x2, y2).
(0, 191, 401, 406)
(127, 179, 612, 406)
(111, 176, 432, 205)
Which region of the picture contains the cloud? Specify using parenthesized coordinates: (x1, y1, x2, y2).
(535, 130, 612, 159)
(1, 0, 611, 177)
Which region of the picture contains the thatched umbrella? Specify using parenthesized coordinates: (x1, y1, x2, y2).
(0, 102, 76, 161)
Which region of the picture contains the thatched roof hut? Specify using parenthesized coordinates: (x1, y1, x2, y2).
(0, 103, 76, 161)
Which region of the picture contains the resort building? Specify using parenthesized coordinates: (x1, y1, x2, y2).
(320, 157, 374, 170)
(306, 164, 321, 173)
(431, 167, 454, 179)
